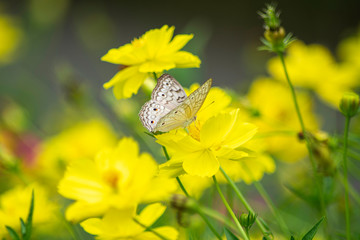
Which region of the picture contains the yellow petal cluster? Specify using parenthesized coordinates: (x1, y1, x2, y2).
(157, 109, 257, 177)
(81, 203, 178, 240)
(58, 137, 177, 222)
(36, 119, 116, 182)
(102, 25, 201, 99)
(267, 41, 359, 107)
(0, 184, 57, 238)
(246, 77, 319, 162)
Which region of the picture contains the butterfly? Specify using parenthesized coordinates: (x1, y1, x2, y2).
(139, 74, 212, 133)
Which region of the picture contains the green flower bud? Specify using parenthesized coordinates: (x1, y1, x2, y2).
(264, 27, 286, 45)
(339, 92, 360, 118)
(240, 212, 257, 230)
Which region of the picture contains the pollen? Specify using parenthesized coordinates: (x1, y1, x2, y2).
(103, 169, 121, 189)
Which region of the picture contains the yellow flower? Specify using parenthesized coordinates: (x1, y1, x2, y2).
(0, 15, 22, 64)
(246, 78, 319, 162)
(102, 25, 201, 99)
(58, 137, 177, 222)
(0, 184, 57, 238)
(157, 109, 257, 177)
(267, 41, 359, 107)
(338, 27, 360, 70)
(81, 203, 178, 240)
(36, 119, 117, 182)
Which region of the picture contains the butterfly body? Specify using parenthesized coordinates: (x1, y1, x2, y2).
(139, 74, 212, 133)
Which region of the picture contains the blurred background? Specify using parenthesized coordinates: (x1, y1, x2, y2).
(1, 0, 360, 132)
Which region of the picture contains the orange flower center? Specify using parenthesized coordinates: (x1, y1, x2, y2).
(103, 169, 121, 189)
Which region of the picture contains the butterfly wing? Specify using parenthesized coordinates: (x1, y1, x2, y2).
(139, 74, 187, 132)
(154, 78, 212, 132)
(151, 74, 187, 109)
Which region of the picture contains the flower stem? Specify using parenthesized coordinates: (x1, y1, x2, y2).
(161, 146, 221, 239)
(254, 181, 290, 236)
(213, 176, 249, 240)
(220, 167, 272, 239)
(133, 218, 169, 240)
(196, 207, 223, 240)
(342, 116, 351, 240)
(161, 146, 190, 197)
(277, 52, 326, 217)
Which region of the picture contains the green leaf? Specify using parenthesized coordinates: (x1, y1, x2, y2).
(5, 226, 20, 240)
(302, 217, 325, 240)
(290, 236, 295, 240)
(24, 190, 35, 240)
(224, 228, 239, 240)
(20, 218, 26, 236)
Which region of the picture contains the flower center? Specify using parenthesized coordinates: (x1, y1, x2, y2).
(103, 169, 121, 189)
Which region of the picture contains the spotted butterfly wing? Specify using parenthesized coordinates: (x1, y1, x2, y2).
(153, 78, 212, 132)
(139, 74, 187, 132)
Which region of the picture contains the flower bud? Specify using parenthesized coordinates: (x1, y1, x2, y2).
(240, 212, 257, 230)
(170, 194, 197, 211)
(264, 27, 286, 45)
(339, 92, 360, 118)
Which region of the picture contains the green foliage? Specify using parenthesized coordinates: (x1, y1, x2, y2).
(5, 190, 34, 240)
(224, 228, 239, 240)
(302, 217, 325, 240)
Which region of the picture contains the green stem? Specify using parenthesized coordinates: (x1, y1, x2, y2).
(133, 218, 169, 240)
(196, 208, 223, 240)
(254, 181, 290, 236)
(200, 205, 239, 234)
(278, 52, 326, 218)
(153, 72, 158, 80)
(161, 146, 190, 197)
(161, 146, 221, 239)
(220, 167, 272, 239)
(213, 176, 249, 240)
(342, 116, 351, 240)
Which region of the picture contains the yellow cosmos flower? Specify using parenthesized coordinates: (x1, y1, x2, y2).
(267, 41, 359, 107)
(58, 137, 177, 222)
(0, 15, 22, 64)
(246, 78, 319, 162)
(157, 109, 257, 177)
(81, 203, 178, 240)
(102, 25, 201, 99)
(0, 184, 57, 238)
(36, 119, 116, 182)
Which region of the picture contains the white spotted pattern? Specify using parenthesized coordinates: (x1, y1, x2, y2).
(139, 74, 212, 132)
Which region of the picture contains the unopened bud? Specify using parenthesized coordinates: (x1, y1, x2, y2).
(339, 92, 360, 118)
(170, 194, 197, 211)
(240, 212, 257, 230)
(264, 27, 286, 44)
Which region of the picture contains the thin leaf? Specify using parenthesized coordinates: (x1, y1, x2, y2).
(5, 226, 20, 240)
(290, 236, 295, 240)
(302, 217, 325, 240)
(24, 190, 35, 240)
(20, 218, 26, 236)
(224, 228, 239, 240)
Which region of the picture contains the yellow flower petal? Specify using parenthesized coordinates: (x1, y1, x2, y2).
(112, 71, 148, 99)
(173, 51, 201, 68)
(200, 110, 237, 148)
(144, 25, 174, 59)
(101, 44, 143, 66)
(136, 203, 166, 227)
(166, 34, 194, 53)
(103, 66, 140, 89)
(182, 149, 219, 177)
(65, 201, 109, 223)
(138, 60, 176, 72)
(136, 226, 179, 240)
